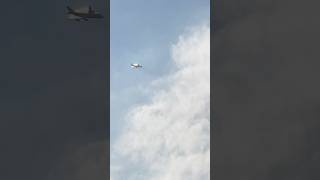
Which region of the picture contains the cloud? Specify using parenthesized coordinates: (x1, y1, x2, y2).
(112, 23, 210, 180)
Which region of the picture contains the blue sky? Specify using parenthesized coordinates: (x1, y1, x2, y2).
(111, 0, 209, 142)
(111, 1, 210, 179)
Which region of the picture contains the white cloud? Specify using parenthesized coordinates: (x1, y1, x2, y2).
(112, 23, 210, 180)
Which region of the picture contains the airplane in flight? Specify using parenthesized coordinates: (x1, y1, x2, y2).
(66, 6, 104, 21)
(131, 63, 143, 68)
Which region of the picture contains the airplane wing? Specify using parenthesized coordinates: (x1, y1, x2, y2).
(74, 7, 89, 13)
(131, 65, 142, 68)
(67, 14, 88, 21)
(67, 14, 79, 19)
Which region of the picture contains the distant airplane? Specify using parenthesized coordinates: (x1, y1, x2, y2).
(131, 63, 143, 68)
(66, 6, 104, 21)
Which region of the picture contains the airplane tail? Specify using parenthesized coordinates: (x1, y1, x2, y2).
(66, 6, 74, 13)
(89, 5, 94, 13)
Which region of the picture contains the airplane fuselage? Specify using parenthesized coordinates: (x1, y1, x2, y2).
(131, 64, 143, 68)
(71, 12, 104, 19)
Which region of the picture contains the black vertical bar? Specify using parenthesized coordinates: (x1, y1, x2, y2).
(210, 0, 214, 180)
(107, 0, 111, 179)
(0, 0, 109, 179)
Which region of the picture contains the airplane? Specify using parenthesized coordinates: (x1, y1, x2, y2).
(131, 63, 143, 68)
(66, 6, 104, 21)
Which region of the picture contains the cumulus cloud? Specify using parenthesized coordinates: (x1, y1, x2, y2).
(112, 23, 210, 180)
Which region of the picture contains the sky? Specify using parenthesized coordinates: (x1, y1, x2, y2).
(110, 0, 209, 141)
(110, 0, 210, 179)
